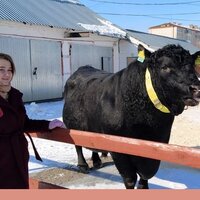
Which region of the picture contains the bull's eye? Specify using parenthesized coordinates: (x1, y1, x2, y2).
(161, 65, 171, 73)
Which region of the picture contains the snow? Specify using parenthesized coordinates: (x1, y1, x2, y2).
(25, 100, 200, 189)
(78, 18, 127, 38)
(61, 0, 79, 4)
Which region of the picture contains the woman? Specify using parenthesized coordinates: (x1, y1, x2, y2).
(0, 53, 64, 189)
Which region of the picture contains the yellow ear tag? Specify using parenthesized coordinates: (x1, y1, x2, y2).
(195, 55, 200, 66)
(137, 50, 145, 63)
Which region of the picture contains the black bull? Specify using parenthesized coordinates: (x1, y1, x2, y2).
(63, 44, 200, 189)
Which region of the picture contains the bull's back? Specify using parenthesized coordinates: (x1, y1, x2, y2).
(64, 66, 111, 97)
(63, 66, 112, 130)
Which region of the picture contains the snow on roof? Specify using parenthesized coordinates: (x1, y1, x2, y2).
(78, 18, 127, 38)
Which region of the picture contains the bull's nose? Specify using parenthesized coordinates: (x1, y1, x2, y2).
(189, 85, 200, 94)
(189, 85, 200, 101)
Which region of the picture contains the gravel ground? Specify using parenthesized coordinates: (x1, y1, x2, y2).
(169, 105, 200, 147)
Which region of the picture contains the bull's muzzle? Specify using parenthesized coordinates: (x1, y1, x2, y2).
(189, 85, 200, 99)
(184, 85, 200, 106)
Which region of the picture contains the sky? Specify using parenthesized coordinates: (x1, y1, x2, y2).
(79, 0, 200, 32)
(25, 100, 200, 189)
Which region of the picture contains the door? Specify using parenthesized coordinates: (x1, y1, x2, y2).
(0, 37, 63, 102)
(30, 40, 62, 101)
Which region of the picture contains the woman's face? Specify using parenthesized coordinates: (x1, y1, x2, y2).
(0, 58, 13, 86)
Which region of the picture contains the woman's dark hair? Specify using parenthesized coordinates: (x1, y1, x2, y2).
(0, 53, 15, 74)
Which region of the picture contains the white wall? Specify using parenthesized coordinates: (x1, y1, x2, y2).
(0, 21, 123, 90)
(149, 27, 177, 38)
(149, 25, 200, 48)
(119, 40, 138, 70)
(0, 21, 65, 40)
(1, 21, 147, 92)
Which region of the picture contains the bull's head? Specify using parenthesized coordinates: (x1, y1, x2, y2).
(148, 44, 200, 115)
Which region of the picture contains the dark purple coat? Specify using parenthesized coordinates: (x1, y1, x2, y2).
(0, 87, 50, 189)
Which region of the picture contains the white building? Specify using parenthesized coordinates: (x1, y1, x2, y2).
(148, 22, 200, 48)
(0, 0, 135, 102)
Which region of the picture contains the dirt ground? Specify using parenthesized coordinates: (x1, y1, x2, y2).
(169, 105, 200, 147)
(30, 105, 200, 188)
(30, 156, 115, 188)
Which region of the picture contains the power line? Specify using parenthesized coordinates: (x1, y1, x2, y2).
(138, 16, 200, 22)
(98, 12, 200, 16)
(97, 12, 200, 22)
(83, 1, 200, 24)
(88, 0, 200, 5)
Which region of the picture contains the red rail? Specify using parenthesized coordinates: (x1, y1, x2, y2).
(30, 128, 200, 169)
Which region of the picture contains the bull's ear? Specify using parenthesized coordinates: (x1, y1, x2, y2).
(137, 44, 152, 62)
(144, 48, 151, 58)
(192, 51, 200, 64)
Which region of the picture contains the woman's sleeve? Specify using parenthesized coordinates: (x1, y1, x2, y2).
(11, 88, 51, 132)
(23, 114, 50, 132)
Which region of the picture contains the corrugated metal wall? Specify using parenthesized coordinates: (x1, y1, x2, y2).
(71, 44, 113, 73)
(0, 36, 62, 102)
(30, 39, 62, 101)
(0, 36, 32, 101)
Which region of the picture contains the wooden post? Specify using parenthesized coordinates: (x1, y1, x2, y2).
(29, 178, 67, 189)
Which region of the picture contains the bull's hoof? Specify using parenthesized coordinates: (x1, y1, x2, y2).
(77, 164, 90, 174)
(137, 179, 149, 189)
(123, 176, 137, 189)
(101, 152, 108, 157)
(137, 184, 149, 189)
(93, 160, 103, 169)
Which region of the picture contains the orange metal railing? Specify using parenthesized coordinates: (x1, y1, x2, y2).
(29, 128, 200, 188)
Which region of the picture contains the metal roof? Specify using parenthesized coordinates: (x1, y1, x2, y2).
(0, 0, 126, 38)
(126, 29, 200, 54)
(1, 0, 199, 51)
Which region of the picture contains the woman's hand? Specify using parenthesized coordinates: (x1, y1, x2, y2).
(48, 119, 66, 130)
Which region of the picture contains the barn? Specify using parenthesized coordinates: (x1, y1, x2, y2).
(0, 0, 199, 102)
(0, 0, 128, 102)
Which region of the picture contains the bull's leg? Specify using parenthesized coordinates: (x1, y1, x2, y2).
(135, 158, 160, 189)
(91, 152, 103, 169)
(137, 178, 149, 189)
(122, 175, 137, 189)
(101, 152, 108, 157)
(111, 153, 137, 189)
(75, 145, 90, 173)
